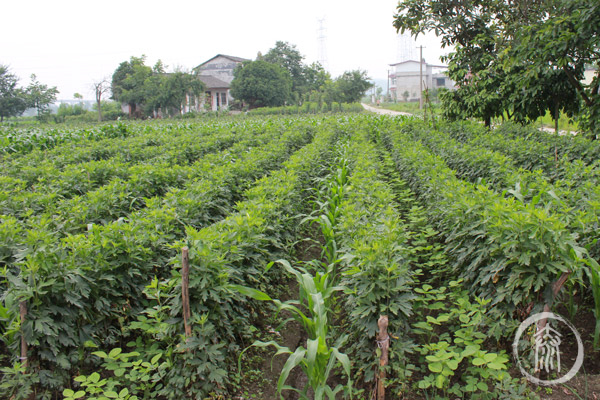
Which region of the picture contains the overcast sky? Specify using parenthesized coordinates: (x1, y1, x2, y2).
(1, 0, 448, 100)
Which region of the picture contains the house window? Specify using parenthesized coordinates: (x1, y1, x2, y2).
(436, 78, 446, 87)
(221, 92, 227, 107)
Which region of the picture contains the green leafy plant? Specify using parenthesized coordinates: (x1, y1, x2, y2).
(234, 259, 352, 400)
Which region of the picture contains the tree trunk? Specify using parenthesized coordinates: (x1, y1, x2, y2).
(554, 102, 559, 134)
(96, 99, 102, 122)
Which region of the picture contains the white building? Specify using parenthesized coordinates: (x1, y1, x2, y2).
(194, 54, 249, 111)
(389, 59, 455, 102)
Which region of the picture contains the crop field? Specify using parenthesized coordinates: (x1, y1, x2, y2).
(1, 114, 599, 399)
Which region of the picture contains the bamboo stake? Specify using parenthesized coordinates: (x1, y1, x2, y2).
(181, 247, 192, 338)
(377, 315, 389, 400)
(20, 301, 28, 371)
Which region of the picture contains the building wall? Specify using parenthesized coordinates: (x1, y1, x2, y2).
(196, 56, 241, 84)
(391, 61, 455, 101)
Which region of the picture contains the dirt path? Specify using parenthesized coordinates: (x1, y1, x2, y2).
(361, 103, 413, 116)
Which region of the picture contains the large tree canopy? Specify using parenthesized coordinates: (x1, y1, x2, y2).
(111, 56, 205, 117)
(230, 60, 292, 108)
(0, 65, 27, 122)
(26, 74, 59, 119)
(394, 0, 600, 135)
(332, 70, 373, 104)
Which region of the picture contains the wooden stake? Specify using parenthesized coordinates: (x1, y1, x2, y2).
(181, 247, 192, 338)
(534, 271, 571, 372)
(20, 301, 28, 371)
(377, 315, 389, 400)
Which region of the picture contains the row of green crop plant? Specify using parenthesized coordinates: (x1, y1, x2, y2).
(0, 116, 316, 305)
(0, 119, 244, 157)
(234, 142, 355, 399)
(0, 129, 244, 221)
(416, 120, 600, 269)
(0, 122, 134, 154)
(47, 119, 345, 400)
(493, 121, 600, 163)
(249, 119, 524, 399)
(375, 119, 585, 341)
(402, 120, 600, 255)
(0, 120, 292, 229)
(0, 125, 302, 282)
(249, 102, 364, 116)
(332, 130, 416, 389)
(230, 126, 412, 399)
(398, 119, 600, 344)
(440, 120, 600, 183)
(0, 116, 341, 399)
(0, 120, 251, 178)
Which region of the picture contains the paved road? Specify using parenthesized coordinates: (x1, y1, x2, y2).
(361, 103, 413, 116)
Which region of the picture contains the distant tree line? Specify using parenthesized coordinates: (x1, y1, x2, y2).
(111, 56, 205, 118)
(0, 65, 59, 122)
(231, 41, 373, 108)
(394, 0, 600, 137)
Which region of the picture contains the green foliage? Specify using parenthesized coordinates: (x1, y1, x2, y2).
(411, 281, 530, 399)
(0, 65, 28, 122)
(111, 56, 204, 118)
(378, 118, 582, 335)
(331, 70, 373, 104)
(26, 74, 59, 120)
(62, 347, 161, 400)
(235, 260, 352, 400)
(394, 0, 599, 135)
(230, 60, 292, 108)
(249, 102, 363, 116)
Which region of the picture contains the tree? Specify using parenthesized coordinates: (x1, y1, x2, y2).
(0, 65, 27, 122)
(230, 60, 292, 108)
(26, 74, 59, 120)
(303, 62, 330, 92)
(402, 90, 410, 102)
(264, 41, 306, 100)
(334, 70, 373, 103)
(394, 0, 600, 134)
(111, 56, 152, 117)
(93, 79, 111, 122)
(511, 0, 600, 136)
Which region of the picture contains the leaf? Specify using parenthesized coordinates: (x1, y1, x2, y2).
(229, 284, 272, 301)
(488, 361, 507, 370)
(277, 347, 306, 394)
(447, 359, 459, 370)
(150, 353, 162, 365)
(472, 357, 485, 366)
(92, 351, 108, 359)
(428, 362, 443, 373)
(89, 372, 100, 383)
(108, 348, 122, 359)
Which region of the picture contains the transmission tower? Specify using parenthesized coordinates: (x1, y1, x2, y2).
(317, 18, 329, 70)
(397, 32, 417, 62)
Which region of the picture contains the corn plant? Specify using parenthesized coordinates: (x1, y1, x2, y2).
(233, 259, 352, 400)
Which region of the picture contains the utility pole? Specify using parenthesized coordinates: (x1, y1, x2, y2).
(418, 45, 425, 109)
(387, 70, 390, 101)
